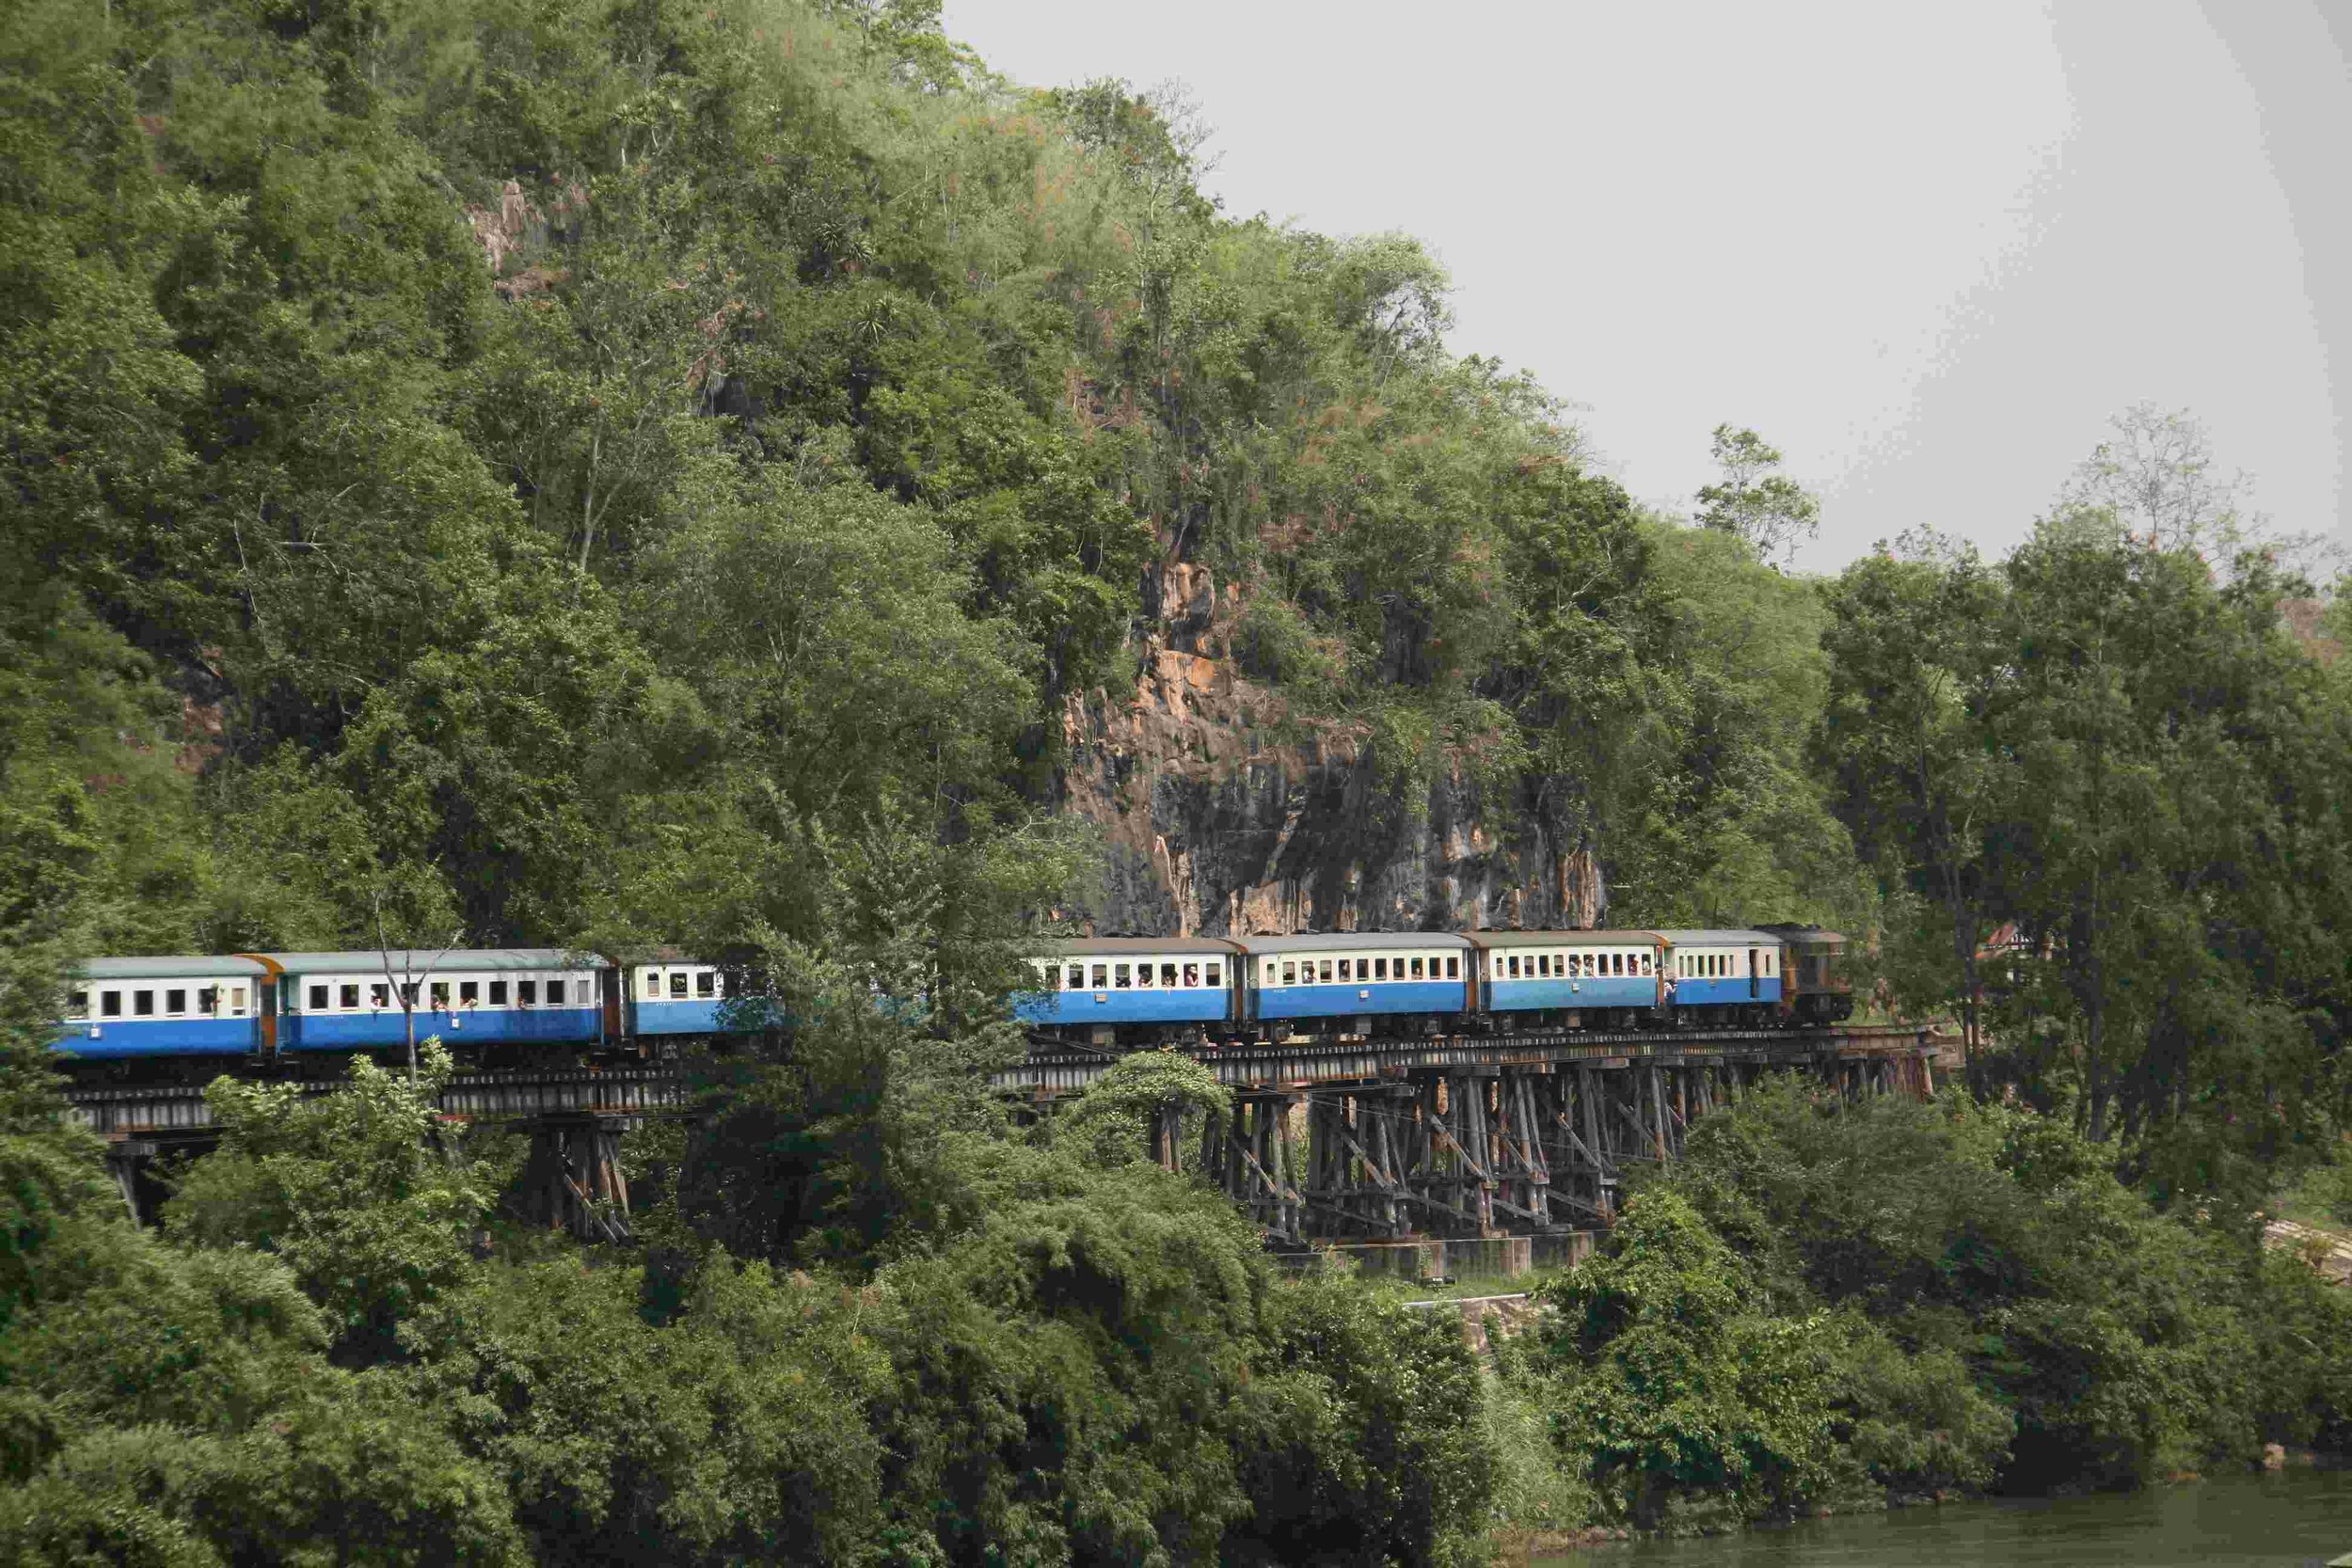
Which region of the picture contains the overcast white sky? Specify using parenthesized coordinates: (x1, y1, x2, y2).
(943, 0, 2351, 573)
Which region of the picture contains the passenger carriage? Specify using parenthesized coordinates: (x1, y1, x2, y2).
(1470, 929, 1665, 1029)
(1657, 929, 1784, 1026)
(627, 954, 741, 1037)
(57, 956, 270, 1059)
(1016, 937, 1242, 1046)
(1234, 933, 1474, 1039)
(249, 949, 609, 1053)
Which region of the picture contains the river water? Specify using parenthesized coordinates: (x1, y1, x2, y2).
(1539, 1468, 2352, 1567)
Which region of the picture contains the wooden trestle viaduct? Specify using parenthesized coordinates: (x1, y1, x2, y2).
(64, 1024, 1942, 1246)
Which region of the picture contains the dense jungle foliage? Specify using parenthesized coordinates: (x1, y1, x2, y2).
(1500, 1082, 2352, 1535)
(5, 0, 2351, 1559)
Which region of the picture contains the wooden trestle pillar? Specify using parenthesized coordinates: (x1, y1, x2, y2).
(1190, 1056, 1824, 1244)
(1201, 1093, 1305, 1243)
(1086, 1033, 1940, 1253)
(518, 1117, 633, 1244)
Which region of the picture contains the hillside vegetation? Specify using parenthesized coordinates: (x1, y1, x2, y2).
(5, 0, 2352, 1560)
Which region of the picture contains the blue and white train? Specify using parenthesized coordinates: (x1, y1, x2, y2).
(1013, 926, 1852, 1046)
(55, 949, 739, 1062)
(51, 926, 1851, 1064)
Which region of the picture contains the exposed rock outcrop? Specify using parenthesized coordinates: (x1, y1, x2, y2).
(1054, 561, 1605, 937)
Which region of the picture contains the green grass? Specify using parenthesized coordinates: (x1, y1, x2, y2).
(1350, 1266, 1568, 1304)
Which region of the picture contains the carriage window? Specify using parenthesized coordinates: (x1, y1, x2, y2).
(230, 986, 246, 1015)
(103, 990, 123, 1017)
(1406, 957, 1420, 979)
(550, 979, 570, 1005)
(460, 980, 480, 1006)
(1507, 955, 1520, 978)
(132, 990, 154, 1016)
(365, 982, 386, 1009)
(1204, 963, 1221, 987)
(1536, 954, 1549, 977)
(163, 988, 185, 1015)
(68, 990, 88, 1018)
(489, 980, 507, 1005)
(669, 972, 688, 998)
(1183, 963, 1200, 987)
(428, 981, 448, 1008)
(1371, 958, 1385, 980)
(1314, 959, 1328, 982)
(1281, 962, 1296, 985)
(1263, 961, 1277, 985)
(698, 971, 717, 997)
(1136, 962, 1153, 987)
(1094, 964, 1111, 989)
(1446, 956, 1459, 978)
(517, 980, 536, 1006)
(1113, 963, 1130, 989)
(1641, 954, 1654, 975)
(341, 984, 360, 1009)
(307, 984, 327, 1011)
(1067, 965, 1084, 990)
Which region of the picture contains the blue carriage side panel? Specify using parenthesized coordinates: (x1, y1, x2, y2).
(1255, 979, 1467, 1022)
(633, 998, 729, 1036)
(279, 1004, 601, 1052)
(1670, 977, 1749, 1008)
(1487, 975, 1656, 1013)
(53, 1016, 260, 1060)
(1018, 985, 1232, 1027)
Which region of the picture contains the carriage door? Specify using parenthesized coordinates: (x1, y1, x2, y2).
(599, 967, 622, 1046)
(1748, 947, 1760, 998)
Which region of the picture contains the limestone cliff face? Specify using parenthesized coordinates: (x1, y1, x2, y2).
(1053, 562, 1605, 938)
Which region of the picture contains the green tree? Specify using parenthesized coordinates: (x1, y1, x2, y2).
(1816, 530, 2008, 1066)
(1694, 425, 1820, 567)
(165, 1044, 507, 1365)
